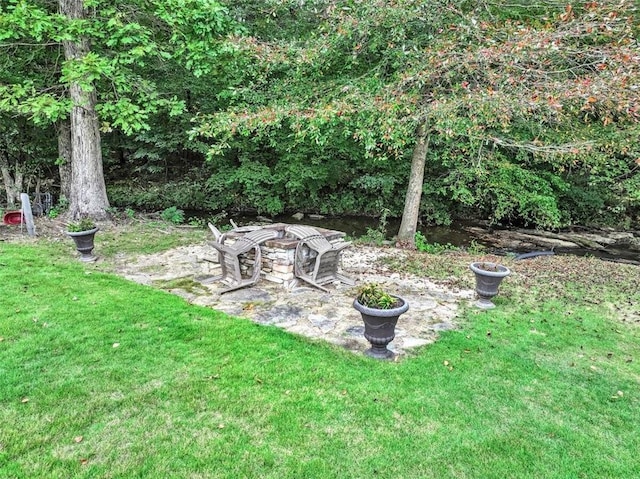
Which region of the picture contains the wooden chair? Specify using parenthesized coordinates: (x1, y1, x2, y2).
(208, 223, 226, 243)
(207, 227, 280, 294)
(208, 222, 263, 245)
(285, 225, 354, 292)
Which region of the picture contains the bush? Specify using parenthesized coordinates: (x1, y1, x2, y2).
(161, 206, 185, 224)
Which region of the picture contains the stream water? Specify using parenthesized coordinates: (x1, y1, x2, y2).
(214, 212, 640, 265)
(222, 213, 474, 245)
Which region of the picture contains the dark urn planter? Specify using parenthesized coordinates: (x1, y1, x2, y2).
(353, 296, 409, 359)
(66, 228, 99, 262)
(469, 262, 510, 309)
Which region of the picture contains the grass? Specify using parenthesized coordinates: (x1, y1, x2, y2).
(1, 228, 639, 478)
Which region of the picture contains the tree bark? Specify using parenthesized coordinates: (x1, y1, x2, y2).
(396, 123, 429, 249)
(56, 120, 72, 202)
(59, 0, 110, 220)
(0, 150, 23, 208)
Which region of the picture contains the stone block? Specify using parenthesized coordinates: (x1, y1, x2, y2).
(263, 274, 285, 284)
(272, 263, 294, 274)
(267, 271, 294, 281)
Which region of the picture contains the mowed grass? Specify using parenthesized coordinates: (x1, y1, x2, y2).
(1, 237, 639, 478)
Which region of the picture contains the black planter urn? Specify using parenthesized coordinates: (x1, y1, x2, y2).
(469, 262, 510, 309)
(353, 296, 409, 359)
(66, 228, 99, 262)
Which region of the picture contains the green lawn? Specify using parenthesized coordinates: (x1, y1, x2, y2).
(1, 236, 639, 478)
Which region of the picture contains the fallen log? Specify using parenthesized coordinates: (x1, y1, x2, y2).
(515, 229, 608, 251)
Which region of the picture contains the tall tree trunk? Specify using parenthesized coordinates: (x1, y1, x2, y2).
(396, 123, 429, 249)
(59, 0, 110, 221)
(0, 150, 23, 208)
(56, 120, 72, 202)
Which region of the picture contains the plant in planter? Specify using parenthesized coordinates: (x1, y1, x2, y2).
(469, 261, 511, 309)
(353, 282, 409, 359)
(66, 218, 99, 262)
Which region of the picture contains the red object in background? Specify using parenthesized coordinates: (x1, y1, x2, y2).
(2, 211, 23, 225)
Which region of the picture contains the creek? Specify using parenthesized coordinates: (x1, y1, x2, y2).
(207, 212, 640, 266)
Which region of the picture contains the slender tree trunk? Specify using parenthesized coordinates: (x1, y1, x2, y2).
(59, 0, 110, 220)
(396, 123, 429, 249)
(0, 150, 23, 208)
(56, 120, 72, 202)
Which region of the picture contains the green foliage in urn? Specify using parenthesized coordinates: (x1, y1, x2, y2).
(67, 218, 96, 233)
(355, 283, 400, 310)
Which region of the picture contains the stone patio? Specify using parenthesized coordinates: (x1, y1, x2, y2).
(113, 244, 475, 358)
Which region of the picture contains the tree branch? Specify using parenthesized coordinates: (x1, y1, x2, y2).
(488, 136, 594, 154)
(0, 42, 61, 48)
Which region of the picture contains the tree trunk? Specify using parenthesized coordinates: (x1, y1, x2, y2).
(0, 150, 23, 208)
(56, 120, 72, 202)
(396, 123, 429, 249)
(60, 0, 110, 221)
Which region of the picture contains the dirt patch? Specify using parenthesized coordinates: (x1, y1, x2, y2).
(0, 217, 69, 241)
